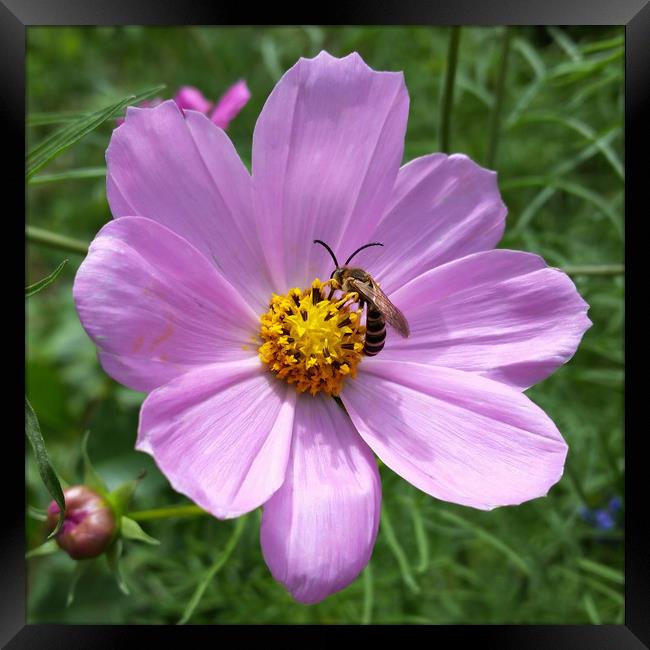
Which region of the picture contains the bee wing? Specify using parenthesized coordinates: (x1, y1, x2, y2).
(348, 278, 410, 338)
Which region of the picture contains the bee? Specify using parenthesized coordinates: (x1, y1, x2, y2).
(313, 239, 410, 356)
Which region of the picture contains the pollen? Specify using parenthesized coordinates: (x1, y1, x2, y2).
(258, 279, 365, 396)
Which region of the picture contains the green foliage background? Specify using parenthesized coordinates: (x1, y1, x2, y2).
(26, 26, 624, 624)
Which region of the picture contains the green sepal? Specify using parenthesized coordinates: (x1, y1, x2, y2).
(25, 259, 68, 297)
(25, 397, 65, 538)
(81, 431, 109, 496)
(25, 538, 59, 559)
(121, 516, 160, 546)
(66, 561, 90, 607)
(108, 471, 145, 522)
(105, 538, 130, 596)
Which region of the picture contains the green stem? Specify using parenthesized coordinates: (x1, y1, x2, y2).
(562, 264, 624, 276)
(486, 26, 512, 168)
(26, 225, 88, 256)
(438, 27, 461, 153)
(126, 504, 208, 522)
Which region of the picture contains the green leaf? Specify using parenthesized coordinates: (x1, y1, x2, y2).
(81, 431, 109, 496)
(106, 539, 130, 596)
(25, 397, 65, 538)
(25, 259, 68, 298)
(178, 516, 247, 624)
(26, 538, 59, 559)
(66, 561, 90, 607)
(26, 84, 165, 180)
(121, 516, 160, 546)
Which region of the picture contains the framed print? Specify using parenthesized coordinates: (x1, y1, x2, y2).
(8, 0, 648, 646)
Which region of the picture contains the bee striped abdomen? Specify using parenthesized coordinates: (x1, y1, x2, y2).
(364, 305, 386, 356)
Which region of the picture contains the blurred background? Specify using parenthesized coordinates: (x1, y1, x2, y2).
(26, 26, 624, 624)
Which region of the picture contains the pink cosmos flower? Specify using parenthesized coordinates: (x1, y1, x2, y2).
(74, 51, 591, 604)
(116, 80, 250, 127)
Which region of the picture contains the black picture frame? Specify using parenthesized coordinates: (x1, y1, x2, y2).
(10, 0, 646, 646)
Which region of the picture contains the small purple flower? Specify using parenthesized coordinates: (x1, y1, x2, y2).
(593, 509, 616, 531)
(608, 496, 622, 512)
(46, 485, 116, 560)
(75, 52, 591, 603)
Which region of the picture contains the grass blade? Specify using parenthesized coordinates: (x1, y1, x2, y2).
(438, 26, 461, 153)
(361, 563, 374, 625)
(25, 259, 68, 297)
(437, 509, 531, 576)
(380, 505, 420, 594)
(29, 167, 106, 185)
(178, 516, 247, 624)
(26, 84, 165, 180)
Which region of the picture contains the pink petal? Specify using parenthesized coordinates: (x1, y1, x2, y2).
(380, 249, 591, 389)
(342, 361, 568, 510)
(210, 80, 251, 129)
(107, 100, 274, 311)
(138, 358, 296, 518)
(350, 154, 506, 295)
(73, 217, 259, 393)
(261, 394, 381, 604)
(252, 51, 409, 291)
(173, 86, 213, 114)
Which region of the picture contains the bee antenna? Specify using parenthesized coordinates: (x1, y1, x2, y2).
(344, 242, 384, 266)
(313, 239, 340, 268)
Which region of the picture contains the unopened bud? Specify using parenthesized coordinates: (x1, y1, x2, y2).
(46, 485, 116, 560)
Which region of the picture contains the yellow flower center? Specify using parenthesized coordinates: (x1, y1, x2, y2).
(258, 279, 365, 396)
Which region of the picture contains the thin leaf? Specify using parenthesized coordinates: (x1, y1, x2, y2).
(27, 111, 88, 127)
(29, 167, 106, 185)
(512, 36, 546, 79)
(26, 538, 59, 559)
(582, 593, 602, 624)
(361, 563, 373, 625)
(106, 539, 130, 596)
(437, 509, 531, 576)
(178, 516, 247, 624)
(507, 113, 624, 180)
(547, 26, 582, 62)
(66, 561, 89, 607)
(25, 397, 65, 538)
(25, 260, 68, 298)
(121, 516, 160, 546)
(380, 505, 420, 594)
(81, 431, 109, 495)
(26, 84, 165, 180)
(577, 558, 624, 585)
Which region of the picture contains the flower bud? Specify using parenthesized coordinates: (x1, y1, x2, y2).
(46, 485, 116, 560)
